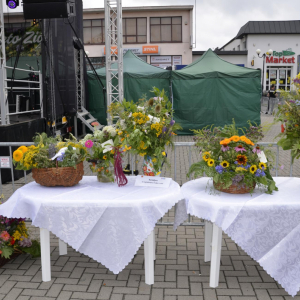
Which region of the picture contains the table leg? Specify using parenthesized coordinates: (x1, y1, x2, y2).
(144, 230, 155, 285)
(210, 223, 223, 288)
(59, 239, 68, 255)
(153, 231, 156, 261)
(204, 220, 213, 262)
(40, 228, 51, 282)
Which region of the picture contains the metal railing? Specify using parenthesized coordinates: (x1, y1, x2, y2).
(0, 141, 296, 226)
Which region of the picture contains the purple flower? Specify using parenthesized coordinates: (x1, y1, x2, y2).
(221, 145, 230, 152)
(162, 126, 167, 133)
(170, 120, 175, 126)
(289, 100, 296, 103)
(57, 153, 65, 162)
(255, 169, 266, 177)
(235, 145, 246, 153)
(215, 165, 224, 174)
(252, 146, 261, 154)
(85, 140, 94, 148)
(280, 164, 284, 170)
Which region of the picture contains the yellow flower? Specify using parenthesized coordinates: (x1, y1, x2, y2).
(156, 172, 161, 176)
(236, 155, 247, 165)
(239, 136, 248, 142)
(245, 138, 254, 146)
(18, 146, 28, 153)
(13, 231, 22, 240)
(221, 160, 229, 168)
(220, 139, 231, 145)
(152, 158, 157, 163)
(110, 150, 115, 154)
(103, 156, 107, 160)
(235, 167, 247, 172)
(230, 136, 240, 142)
(203, 151, 210, 161)
(139, 152, 146, 156)
(250, 165, 257, 174)
(162, 151, 166, 156)
(13, 150, 23, 162)
(207, 159, 215, 167)
(259, 162, 267, 170)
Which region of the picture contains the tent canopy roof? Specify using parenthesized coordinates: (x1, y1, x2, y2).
(88, 50, 170, 79)
(172, 48, 260, 79)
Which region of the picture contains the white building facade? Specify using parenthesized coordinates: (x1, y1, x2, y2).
(193, 21, 300, 92)
(83, 5, 194, 69)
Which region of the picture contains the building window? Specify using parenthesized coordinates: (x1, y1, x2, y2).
(122, 18, 147, 44)
(86, 57, 105, 70)
(5, 22, 31, 34)
(83, 19, 105, 45)
(150, 17, 182, 43)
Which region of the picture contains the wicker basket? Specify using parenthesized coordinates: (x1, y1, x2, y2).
(213, 181, 256, 194)
(32, 162, 84, 187)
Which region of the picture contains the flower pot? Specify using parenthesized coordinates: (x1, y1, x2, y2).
(32, 162, 84, 187)
(143, 156, 160, 176)
(213, 181, 256, 194)
(97, 165, 114, 183)
(0, 252, 21, 268)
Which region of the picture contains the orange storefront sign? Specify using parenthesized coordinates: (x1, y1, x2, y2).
(142, 45, 159, 54)
(103, 46, 118, 55)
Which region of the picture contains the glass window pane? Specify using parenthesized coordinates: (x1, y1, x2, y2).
(126, 36, 137, 43)
(83, 20, 91, 27)
(151, 18, 160, 25)
(172, 24, 181, 41)
(151, 25, 160, 42)
(91, 27, 102, 44)
(161, 18, 171, 24)
(123, 36, 125, 43)
(83, 28, 91, 44)
(172, 17, 182, 24)
(161, 25, 171, 42)
(137, 36, 147, 43)
(92, 20, 102, 26)
(137, 18, 147, 35)
(126, 19, 136, 35)
(138, 56, 147, 62)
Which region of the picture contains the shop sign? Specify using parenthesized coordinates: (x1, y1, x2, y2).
(266, 48, 295, 64)
(151, 56, 172, 63)
(103, 45, 160, 56)
(269, 70, 276, 79)
(173, 56, 182, 65)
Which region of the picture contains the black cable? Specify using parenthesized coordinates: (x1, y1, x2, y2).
(66, 18, 106, 104)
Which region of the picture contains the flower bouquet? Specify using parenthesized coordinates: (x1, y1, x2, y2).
(187, 121, 278, 194)
(108, 87, 181, 176)
(81, 126, 126, 183)
(13, 133, 87, 187)
(275, 74, 300, 161)
(0, 200, 40, 263)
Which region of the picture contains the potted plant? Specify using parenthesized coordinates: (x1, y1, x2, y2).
(275, 74, 300, 161)
(0, 197, 40, 266)
(13, 133, 87, 187)
(81, 126, 124, 183)
(108, 87, 181, 176)
(187, 121, 278, 194)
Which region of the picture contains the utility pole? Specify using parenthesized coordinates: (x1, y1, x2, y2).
(104, 0, 123, 124)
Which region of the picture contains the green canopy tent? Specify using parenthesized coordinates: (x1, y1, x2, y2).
(87, 50, 170, 125)
(171, 49, 261, 135)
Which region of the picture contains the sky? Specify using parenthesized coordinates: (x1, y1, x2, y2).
(82, 0, 300, 50)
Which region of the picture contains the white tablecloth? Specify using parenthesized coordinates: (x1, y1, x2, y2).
(175, 177, 300, 297)
(0, 176, 182, 274)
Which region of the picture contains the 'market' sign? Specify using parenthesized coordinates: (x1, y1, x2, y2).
(266, 49, 296, 64)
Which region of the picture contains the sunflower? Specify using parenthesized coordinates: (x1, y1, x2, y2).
(103, 156, 107, 160)
(250, 165, 257, 174)
(236, 155, 247, 165)
(259, 162, 267, 170)
(221, 160, 229, 168)
(207, 159, 215, 167)
(230, 136, 240, 142)
(245, 138, 254, 146)
(202, 151, 210, 161)
(18, 146, 28, 154)
(13, 149, 23, 162)
(239, 136, 248, 142)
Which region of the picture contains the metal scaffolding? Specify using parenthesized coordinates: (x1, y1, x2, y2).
(0, 0, 8, 125)
(104, 0, 123, 124)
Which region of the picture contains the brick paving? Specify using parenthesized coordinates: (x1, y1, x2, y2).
(0, 103, 300, 300)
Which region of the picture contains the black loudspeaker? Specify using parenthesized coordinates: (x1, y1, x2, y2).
(23, 0, 76, 19)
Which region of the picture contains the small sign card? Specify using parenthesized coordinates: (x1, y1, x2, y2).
(135, 175, 172, 188)
(257, 151, 268, 163)
(0, 157, 10, 168)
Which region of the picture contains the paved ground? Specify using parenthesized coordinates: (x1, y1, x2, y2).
(0, 103, 299, 300)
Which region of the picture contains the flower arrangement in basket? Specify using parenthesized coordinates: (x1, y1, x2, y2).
(0, 198, 40, 263)
(13, 133, 87, 187)
(275, 74, 300, 161)
(187, 121, 278, 194)
(80, 126, 127, 184)
(108, 87, 181, 176)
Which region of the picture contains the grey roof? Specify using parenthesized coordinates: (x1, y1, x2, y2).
(236, 21, 300, 38)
